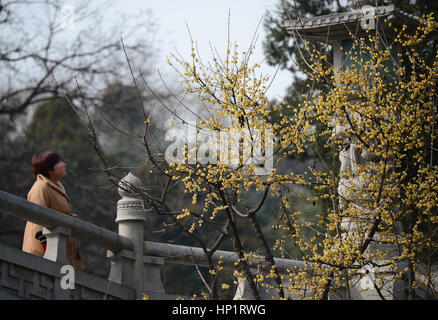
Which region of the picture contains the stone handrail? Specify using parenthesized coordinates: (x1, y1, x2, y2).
(143, 240, 311, 299)
(0, 173, 311, 300)
(143, 240, 309, 274)
(0, 190, 133, 253)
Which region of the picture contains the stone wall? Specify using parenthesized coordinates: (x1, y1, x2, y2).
(0, 243, 134, 300)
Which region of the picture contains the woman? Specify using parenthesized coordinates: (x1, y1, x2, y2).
(22, 151, 84, 270)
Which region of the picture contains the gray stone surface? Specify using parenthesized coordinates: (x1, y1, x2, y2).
(43, 226, 71, 265)
(0, 190, 133, 253)
(113, 173, 150, 299)
(0, 243, 134, 300)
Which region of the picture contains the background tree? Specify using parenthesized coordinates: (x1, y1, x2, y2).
(0, 0, 156, 119)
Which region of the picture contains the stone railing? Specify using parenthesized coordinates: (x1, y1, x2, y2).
(3, 172, 431, 300)
(0, 187, 136, 300)
(0, 172, 309, 300)
(142, 240, 310, 300)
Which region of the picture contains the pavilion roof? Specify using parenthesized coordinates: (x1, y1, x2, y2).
(285, 5, 434, 42)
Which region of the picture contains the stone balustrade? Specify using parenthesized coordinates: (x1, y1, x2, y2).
(0, 172, 310, 300)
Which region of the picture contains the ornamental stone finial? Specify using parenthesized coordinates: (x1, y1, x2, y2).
(348, 0, 377, 9)
(118, 172, 144, 198)
(113, 171, 148, 299)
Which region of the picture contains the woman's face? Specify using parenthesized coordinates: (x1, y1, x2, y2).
(49, 160, 67, 181)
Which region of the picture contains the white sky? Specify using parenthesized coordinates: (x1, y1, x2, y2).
(105, 0, 292, 101)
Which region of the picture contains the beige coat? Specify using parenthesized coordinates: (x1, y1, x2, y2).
(22, 174, 84, 270)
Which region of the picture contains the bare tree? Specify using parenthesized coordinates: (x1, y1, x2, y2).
(0, 0, 157, 122)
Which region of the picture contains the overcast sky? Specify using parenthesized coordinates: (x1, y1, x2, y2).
(106, 0, 292, 101)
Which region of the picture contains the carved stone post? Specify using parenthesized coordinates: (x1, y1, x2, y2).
(233, 269, 259, 300)
(42, 226, 72, 299)
(43, 226, 71, 265)
(107, 249, 135, 289)
(111, 172, 147, 299)
(143, 255, 165, 296)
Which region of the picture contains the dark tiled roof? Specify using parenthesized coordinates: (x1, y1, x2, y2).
(285, 5, 430, 41)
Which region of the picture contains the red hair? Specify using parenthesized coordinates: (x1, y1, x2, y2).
(31, 151, 62, 178)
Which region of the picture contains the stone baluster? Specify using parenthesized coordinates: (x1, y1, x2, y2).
(233, 269, 292, 300)
(143, 255, 165, 297)
(233, 269, 268, 300)
(43, 226, 71, 265)
(43, 226, 72, 299)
